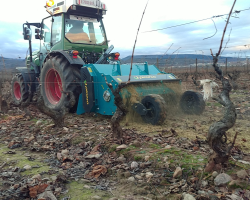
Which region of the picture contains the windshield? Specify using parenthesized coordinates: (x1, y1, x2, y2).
(65, 15, 106, 45)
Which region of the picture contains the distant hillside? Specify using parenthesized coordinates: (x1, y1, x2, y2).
(1, 54, 247, 71)
(121, 54, 247, 67)
(0, 57, 25, 71)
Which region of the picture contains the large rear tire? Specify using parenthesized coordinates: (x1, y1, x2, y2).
(40, 55, 81, 111)
(141, 94, 167, 125)
(11, 73, 29, 106)
(180, 91, 205, 115)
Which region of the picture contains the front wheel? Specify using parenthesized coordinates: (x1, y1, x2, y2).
(180, 91, 205, 115)
(40, 55, 81, 111)
(11, 73, 28, 105)
(141, 94, 167, 125)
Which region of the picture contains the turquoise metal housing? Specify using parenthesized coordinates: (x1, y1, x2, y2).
(76, 62, 180, 116)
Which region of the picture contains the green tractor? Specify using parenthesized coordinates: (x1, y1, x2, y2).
(11, 0, 205, 125)
(12, 0, 109, 110)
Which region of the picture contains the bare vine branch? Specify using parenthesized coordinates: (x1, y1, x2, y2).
(153, 43, 174, 65)
(127, 0, 149, 84)
(203, 18, 218, 40)
(217, 0, 236, 57)
(220, 28, 232, 56)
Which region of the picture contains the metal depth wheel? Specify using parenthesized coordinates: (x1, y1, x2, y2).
(40, 55, 81, 111)
(141, 94, 167, 125)
(180, 91, 205, 115)
(11, 73, 28, 105)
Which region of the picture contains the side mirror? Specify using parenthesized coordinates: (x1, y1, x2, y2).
(23, 27, 32, 40)
(35, 28, 41, 39)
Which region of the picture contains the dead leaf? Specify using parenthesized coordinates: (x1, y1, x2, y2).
(29, 184, 48, 198)
(86, 165, 107, 179)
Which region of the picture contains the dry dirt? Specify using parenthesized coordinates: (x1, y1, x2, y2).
(0, 72, 250, 200)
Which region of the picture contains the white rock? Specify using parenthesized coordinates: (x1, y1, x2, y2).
(135, 175, 142, 180)
(226, 194, 243, 200)
(63, 127, 69, 132)
(163, 156, 168, 162)
(165, 145, 172, 149)
(183, 193, 196, 200)
(116, 155, 126, 163)
(116, 144, 127, 150)
(202, 180, 208, 187)
(83, 185, 91, 189)
(173, 167, 182, 178)
(128, 177, 135, 182)
(50, 176, 57, 181)
(35, 120, 43, 126)
(236, 170, 248, 179)
(33, 142, 39, 146)
(61, 149, 69, 157)
(212, 171, 218, 177)
(37, 191, 57, 200)
(238, 160, 250, 165)
(146, 172, 153, 179)
(145, 156, 150, 161)
(85, 153, 102, 159)
(131, 161, 139, 169)
(55, 187, 62, 193)
(92, 195, 101, 199)
(214, 173, 232, 186)
(32, 174, 41, 180)
(23, 165, 32, 170)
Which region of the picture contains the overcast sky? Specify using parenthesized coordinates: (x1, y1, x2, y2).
(0, 0, 249, 59)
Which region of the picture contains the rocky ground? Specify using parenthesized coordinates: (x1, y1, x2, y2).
(0, 75, 250, 200)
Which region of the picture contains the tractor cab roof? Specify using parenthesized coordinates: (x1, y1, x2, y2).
(46, 0, 107, 17)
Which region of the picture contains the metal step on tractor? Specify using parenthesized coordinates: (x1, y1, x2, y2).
(11, 0, 205, 125)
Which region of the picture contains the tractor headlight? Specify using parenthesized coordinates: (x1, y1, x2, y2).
(103, 90, 111, 102)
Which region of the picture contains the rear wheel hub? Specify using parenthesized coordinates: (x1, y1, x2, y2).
(14, 81, 21, 100)
(45, 69, 62, 105)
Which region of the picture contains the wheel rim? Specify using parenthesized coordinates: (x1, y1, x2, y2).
(45, 69, 62, 105)
(184, 95, 195, 109)
(144, 102, 156, 120)
(14, 81, 21, 100)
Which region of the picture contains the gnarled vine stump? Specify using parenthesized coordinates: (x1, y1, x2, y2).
(205, 55, 237, 172)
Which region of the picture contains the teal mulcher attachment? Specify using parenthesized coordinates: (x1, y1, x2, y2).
(76, 61, 205, 125)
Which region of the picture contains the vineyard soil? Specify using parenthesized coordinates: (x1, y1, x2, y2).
(0, 72, 250, 200)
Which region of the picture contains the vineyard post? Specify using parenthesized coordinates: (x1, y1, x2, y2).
(247, 58, 249, 73)
(0, 72, 2, 112)
(195, 58, 198, 73)
(166, 60, 167, 72)
(225, 58, 228, 74)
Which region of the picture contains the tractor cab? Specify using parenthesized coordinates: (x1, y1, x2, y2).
(39, 0, 109, 64)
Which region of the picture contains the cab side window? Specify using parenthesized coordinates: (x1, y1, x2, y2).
(52, 15, 62, 46)
(42, 17, 52, 50)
